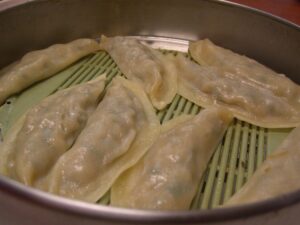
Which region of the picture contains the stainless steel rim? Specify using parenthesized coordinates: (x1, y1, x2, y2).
(2, 175, 300, 223)
(0, 0, 300, 223)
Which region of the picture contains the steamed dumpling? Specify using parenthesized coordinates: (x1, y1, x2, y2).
(99, 36, 177, 110)
(44, 76, 160, 202)
(189, 39, 300, 106)
(111, 107, 232, 210)
(224, 126, 300, 206)
(173, 54, 300, 128)
(0, 38, 101, 105)
(0, 75, 106, 186)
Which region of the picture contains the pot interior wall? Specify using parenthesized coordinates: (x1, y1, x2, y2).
(0, 0, 299, 82)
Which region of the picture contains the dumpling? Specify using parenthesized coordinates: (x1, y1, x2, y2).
(0, 38, 101, 105)
(173, 54, 300, 128)
(224, 126, 300, 206)
(111, 107, 232, 210)
(189, 39, 300, 105)
(0, 75, 106, 186)
(99, 36, 177, 110)
(44, 76, 160, 202)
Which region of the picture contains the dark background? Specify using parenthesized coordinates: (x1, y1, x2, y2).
(229, 0, 300, 25)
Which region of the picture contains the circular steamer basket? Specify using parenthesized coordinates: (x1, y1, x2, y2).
(0, 0, 300, 225)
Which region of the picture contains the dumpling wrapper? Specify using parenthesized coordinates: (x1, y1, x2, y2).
(189, 39, 300, 107)
(0, 38, 100, 105)
(43, 76, 160, 202)
(111, 107, 232, 210)
(0, 75, 106, 186)
(224, 126, 300, 206)
(173, 54, 300, 128)
(99, 36, 177, 110)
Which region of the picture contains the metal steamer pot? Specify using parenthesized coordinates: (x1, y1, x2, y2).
(0, 0, 300, 224)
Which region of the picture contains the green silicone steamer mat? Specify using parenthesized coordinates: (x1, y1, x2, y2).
(0, 37, 292, 209)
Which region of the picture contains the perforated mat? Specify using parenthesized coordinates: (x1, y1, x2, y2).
(0, 41, 291, 209)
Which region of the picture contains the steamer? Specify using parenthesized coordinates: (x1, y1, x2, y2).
(0, 0, 299, 224)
